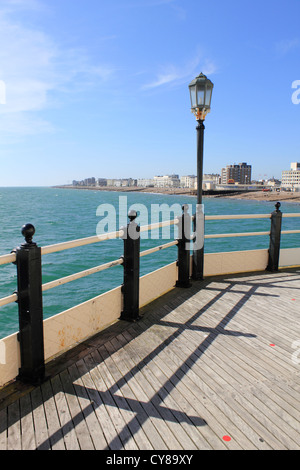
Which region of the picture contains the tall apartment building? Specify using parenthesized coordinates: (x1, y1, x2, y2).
(281, 162, 300, 189)
(221, 162, 252, 184)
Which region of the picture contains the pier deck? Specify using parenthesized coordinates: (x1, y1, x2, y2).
(1, 268, 300, 450)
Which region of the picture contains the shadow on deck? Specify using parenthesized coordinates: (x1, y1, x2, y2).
(1, 268, 300, 450)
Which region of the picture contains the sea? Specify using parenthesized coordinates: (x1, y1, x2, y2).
(0, 186, 299, 339)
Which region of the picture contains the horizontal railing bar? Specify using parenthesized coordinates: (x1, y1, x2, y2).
(42, 219, 179, 256)
(0, 293, 18, 308)
(205, 214, 271, 220)
(41, 230, 125, 256)
(0, 253, 16, 266)
(205, 213, 300, 221)
(281, 230, 300, 235)
(205, 231, 270, 239)
(0, 213, 298, 267)
(140, 240, 178, 258)
(42, 257, 124, 292)
(139, 218, 179, 234)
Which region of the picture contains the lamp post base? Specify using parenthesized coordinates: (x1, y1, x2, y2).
(192, 247, 204, 280)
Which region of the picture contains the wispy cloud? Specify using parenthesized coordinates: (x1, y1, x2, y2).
(141, 54, 217, 90)
(275, 38, 300, 55)
(0, 1, 115, 137)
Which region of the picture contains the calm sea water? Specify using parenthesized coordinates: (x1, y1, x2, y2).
(0, 187, 299, 339)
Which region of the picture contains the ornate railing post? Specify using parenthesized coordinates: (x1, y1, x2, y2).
(176, 205, 192, 288)
(120, 210, 141, 321)
(13, 224, 45, 384)
(267, 202, 282, 272)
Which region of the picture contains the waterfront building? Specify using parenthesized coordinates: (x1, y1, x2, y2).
(153, 175, 180, 188)
(84, 177, 96, 186)
(281, 162, 300, 190)
(137, 178, 155, 187)
(106, 178, 137, 187)
(72, 178, 97, 186)
(96, 178, 107, 187)
(203, 173, 221, 183)
(180, 175, 197, 188)
(221, 162, 252, 184)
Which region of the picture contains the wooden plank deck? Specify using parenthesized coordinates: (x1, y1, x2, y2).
(0, 268, 300, 450)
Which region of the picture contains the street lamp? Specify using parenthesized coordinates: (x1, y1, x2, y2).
(189, 72, 214, 280)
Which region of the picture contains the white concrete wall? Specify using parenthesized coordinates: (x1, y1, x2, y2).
(279, 247, 300, 267)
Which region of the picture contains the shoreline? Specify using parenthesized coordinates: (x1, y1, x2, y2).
(53, 185, 300, 204)
(53, 185, 195, 196)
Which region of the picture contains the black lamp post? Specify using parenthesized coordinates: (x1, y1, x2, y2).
(189, 72, 214, 280)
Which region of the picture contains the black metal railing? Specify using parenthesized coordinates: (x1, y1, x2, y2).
(0, 202, 299, 385)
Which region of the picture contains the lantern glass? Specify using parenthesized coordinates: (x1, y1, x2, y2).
(205, 87, 212, 107)
(190, 86, 197, 108)
(189, 73, 214, 116)
(197, 88, 205, 106)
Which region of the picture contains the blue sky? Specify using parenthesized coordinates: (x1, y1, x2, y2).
(0, 0, 299, 186)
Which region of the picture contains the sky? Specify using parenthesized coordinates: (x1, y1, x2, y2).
(0, 0, 300, 186)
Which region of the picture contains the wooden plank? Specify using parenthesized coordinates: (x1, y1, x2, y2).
(122, 323, 239, 450)
(66, 363, 108, 450)
(0, 408, 7, 450)
(81, 356, 139, 451)
(177, 328, 291, 450)
(170, 293, 300, 404)
(155, 294, 300, 448)
(107, 334, 199, 450)
(57, 369, 94, 450)
(50, 374, 80, 450)
(84, 352, 152, 450)
(19, 393, 36, 450)
(92, 347, 165, 450)
(69, 359, 125, 450)
(152, 274, 300, 449)
(75, 357, 136, 450)
(136, 316, 258, 450)
(115, 331, 210, 450)
(40, 379, 65, 450)
(107, 336, 183, 450)
(7, 400, 21, 450)
(30, 387, 51, 450)
(0, 268, 299, 450)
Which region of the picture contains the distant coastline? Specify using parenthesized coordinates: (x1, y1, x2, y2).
(53, 185, 194, 196)
(53, 185, 300, 203)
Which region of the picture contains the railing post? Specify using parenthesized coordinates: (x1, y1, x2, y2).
(120, 210, 141, 322)
(176, 205, 192, 288)
(14, 224, 45, 384)
(267, 202, 282, 272)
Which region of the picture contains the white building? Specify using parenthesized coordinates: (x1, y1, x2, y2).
(281, 162, 300, 190)
(137, 178, 155, 187)
(180, 175, 197, 188)
(153, 175, 180, 188)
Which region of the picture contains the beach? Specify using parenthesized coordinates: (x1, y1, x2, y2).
(215, 190, 300, 203)
(54, 185, 300, 203)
